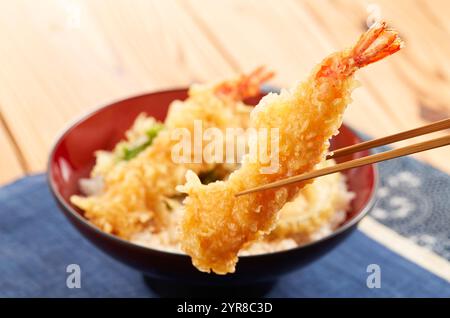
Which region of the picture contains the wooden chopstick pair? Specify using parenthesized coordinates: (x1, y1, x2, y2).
(236, 118, 450, 197)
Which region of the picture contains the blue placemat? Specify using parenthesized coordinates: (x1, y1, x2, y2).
(0, 173, 449, 297)
(359, 140, 450, 261)
(369, 151, 450, 260)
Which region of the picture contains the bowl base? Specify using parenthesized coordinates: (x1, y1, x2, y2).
(143, 275, 276, 297)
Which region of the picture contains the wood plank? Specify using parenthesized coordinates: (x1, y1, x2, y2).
(179, 2, 403, 136)
(182, 0, 450, 173)
(0, 119, 24, 184)
(420, 0, 450, 36)
(0, 0, 235, 173)
(300, 0, 450, 172)
(302, 0, 450, 120)
(180, 0, 400, 134)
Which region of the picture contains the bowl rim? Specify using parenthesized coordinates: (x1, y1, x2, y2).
(47, 88, 379, 260)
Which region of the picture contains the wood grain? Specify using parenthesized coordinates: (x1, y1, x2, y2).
(0, 119, 24, 184)
(178, 0, 408, 138)
(182, 0, 449, 173)
(300, 0, 450, 172)
(0, 0, 448, 181)
(0, 0, 235, 175)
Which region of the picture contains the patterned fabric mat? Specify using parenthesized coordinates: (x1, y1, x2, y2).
(0, 174, 449, 297)
(0, 159, 449, 297)
(365, 143, 449, 260)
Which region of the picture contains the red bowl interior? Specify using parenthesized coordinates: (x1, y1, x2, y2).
(49, 88, 376, 236)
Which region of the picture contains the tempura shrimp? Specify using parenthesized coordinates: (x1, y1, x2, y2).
(71, 68, 272, 239)
(178, 22, 403, 274)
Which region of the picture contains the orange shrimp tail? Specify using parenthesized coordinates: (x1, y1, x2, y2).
(316, 21, 403, 79)
(351, 21, 404, 68)
(215, 66, 275, 101)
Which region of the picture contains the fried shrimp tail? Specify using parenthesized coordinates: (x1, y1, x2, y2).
(316, 22, 402, 79)
(178, 22, 403, 274)
(214, 66, 275, 101)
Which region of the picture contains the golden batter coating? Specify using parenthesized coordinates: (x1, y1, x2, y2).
(179, 22, 403, 274)
(71, 68, 272, 238)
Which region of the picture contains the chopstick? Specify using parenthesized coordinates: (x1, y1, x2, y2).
(327, 118, 450, 159)
(236, 132, 450, 197)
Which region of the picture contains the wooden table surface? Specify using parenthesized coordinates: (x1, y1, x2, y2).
(1, 0, 450, 281)
(0, 0, 449, 184)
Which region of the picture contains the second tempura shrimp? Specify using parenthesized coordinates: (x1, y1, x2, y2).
(71, 68, 272, 238)
(178, 22, 403, 274)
